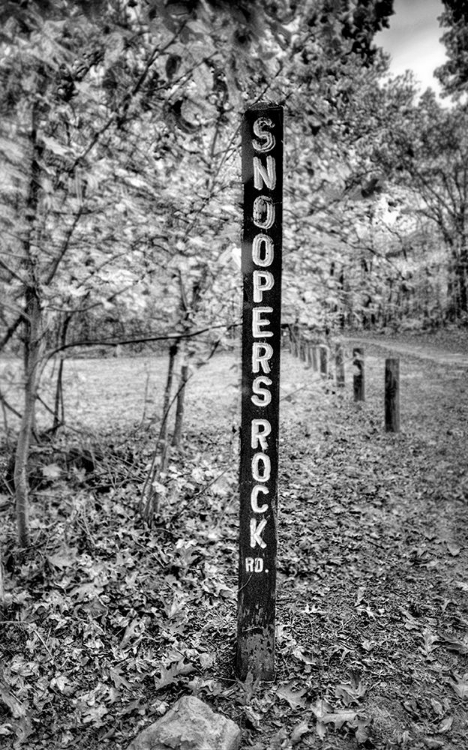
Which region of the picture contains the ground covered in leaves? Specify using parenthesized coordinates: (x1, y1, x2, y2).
(1, 332, 468, 749)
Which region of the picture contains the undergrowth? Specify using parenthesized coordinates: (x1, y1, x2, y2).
(1, 342, 468, 749)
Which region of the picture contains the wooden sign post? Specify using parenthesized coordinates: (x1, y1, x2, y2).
(237, 103, 283, 681)
(385, 358, 400, 432)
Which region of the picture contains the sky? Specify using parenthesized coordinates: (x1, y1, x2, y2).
(375, 0, 447, 95)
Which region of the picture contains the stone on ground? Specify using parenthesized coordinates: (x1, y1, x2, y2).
(126, 695, 241, 750)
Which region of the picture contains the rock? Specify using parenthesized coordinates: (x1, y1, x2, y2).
(126, 695, 241, 750)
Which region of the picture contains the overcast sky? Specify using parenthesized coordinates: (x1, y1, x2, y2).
(375, 0, 447, 95)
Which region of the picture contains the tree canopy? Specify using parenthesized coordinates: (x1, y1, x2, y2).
(435, 0, 468, 96)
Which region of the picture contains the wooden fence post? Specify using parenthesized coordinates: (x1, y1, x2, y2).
(385, 358, 400, 432)
(311, 345, 318, 372)
(353, 347, 365, 401)
(335, 344, 345, 388)
(319, 345, 328, 378)
(300, 339, 307, 363)
(237, 103, 283, 681)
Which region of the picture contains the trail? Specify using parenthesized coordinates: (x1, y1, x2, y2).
(342, 336, 468, 368)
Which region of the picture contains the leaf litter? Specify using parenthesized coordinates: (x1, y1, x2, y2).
(1, 339, 468, 748)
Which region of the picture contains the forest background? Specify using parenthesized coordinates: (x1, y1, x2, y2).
(2, 0, 468, 545)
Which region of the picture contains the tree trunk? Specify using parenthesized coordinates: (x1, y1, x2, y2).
(172, 363, 189, 448)
(139, 342, 178, 524)
(14, 91, 44, 548)
(15, 289, 43, 548)
(52, 316, 71, 430)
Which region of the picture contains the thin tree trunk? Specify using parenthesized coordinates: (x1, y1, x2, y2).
(52, 316, 71, 430)
(172, 363, 189, 448)
(139, 342, 178, 524)
(15, 290, 43, 548)
(14, 91, 44, 548)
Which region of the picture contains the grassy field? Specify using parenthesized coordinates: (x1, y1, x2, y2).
(1, 338, 468, 749)
(0, 347, 329, 435)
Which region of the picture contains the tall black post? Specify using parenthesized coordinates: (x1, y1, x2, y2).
(237, 104, 283, 680)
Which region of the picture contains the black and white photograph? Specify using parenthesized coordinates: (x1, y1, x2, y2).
(1, 1, 468, 748)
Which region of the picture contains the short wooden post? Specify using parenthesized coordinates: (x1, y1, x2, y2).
(335, 344, 345, 388)
(385, 358, 400, 432)
(353, 347, 365, 401)
(319, 345, 328, 378)
(311, 345, 318, 372)
(300, 340, 307, 362)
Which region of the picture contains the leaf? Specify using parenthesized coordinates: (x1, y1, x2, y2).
(276, 682, 308, 709)
(292, 647, 317, 665)
(243, 705, 262, 731)
(0, 680, 27, 719)
(154, 660, 194, 692)
(354, 716, 371, 744)
(81, 703, 108, 724)
(439, 633, 468, 655)
(47, 550, 75, 569)
(119, 618, 140, 649)
(42, 463, 62, 479)
(334, 677, 366, 705)
(439, 715, 453, 732)
(355, 586, 366, 606)
(451, 673, 468, 698)
(324, 709, 357, 728)
(109, 667, 132, 690)
(419, 628, 439, 656)
(446, 542, 461, 556)
(291, 720, 310, 744)
(311, 697, 332, 721)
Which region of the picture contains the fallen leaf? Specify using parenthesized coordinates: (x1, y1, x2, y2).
(324, 709, 357, 728)
(291, 720, 309, 745)
(243, 705, 262, 731)
(439, 715, 453, 733)
(451, 673, 468, 699)
(154, 660, 194, 691)
(0, 681, 27, 719)
(439, 633, 468, 655)
(119, 618, 141, 649)
(42, 463, 62, 479)
(276, 682, 308, 709)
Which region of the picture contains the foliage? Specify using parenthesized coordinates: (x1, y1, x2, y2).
(2, 342, 468, 747)
(367, 87, 468, 320)
(435, 0, 468, 97)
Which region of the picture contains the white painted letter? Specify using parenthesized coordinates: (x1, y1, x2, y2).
(252, 234, 274, 267)
(252, 452, 271, 482)
(245, 557, 254, 572)
(251, 419, 271, 450)
(251, 485, 269, 513)
(250, 518, 267, 549)
(253, 270, 274, 303)
(253, 196, 275, 230)
(255, 558, 264, 572)
(253, 307, 273, 338)
(253, 117, 275, 152)
(254, 156, 276, 191)
(252, 343, 273, 373)
(252, 376, 272, 406)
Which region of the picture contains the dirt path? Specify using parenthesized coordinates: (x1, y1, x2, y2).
(343, 336, 468, 368)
